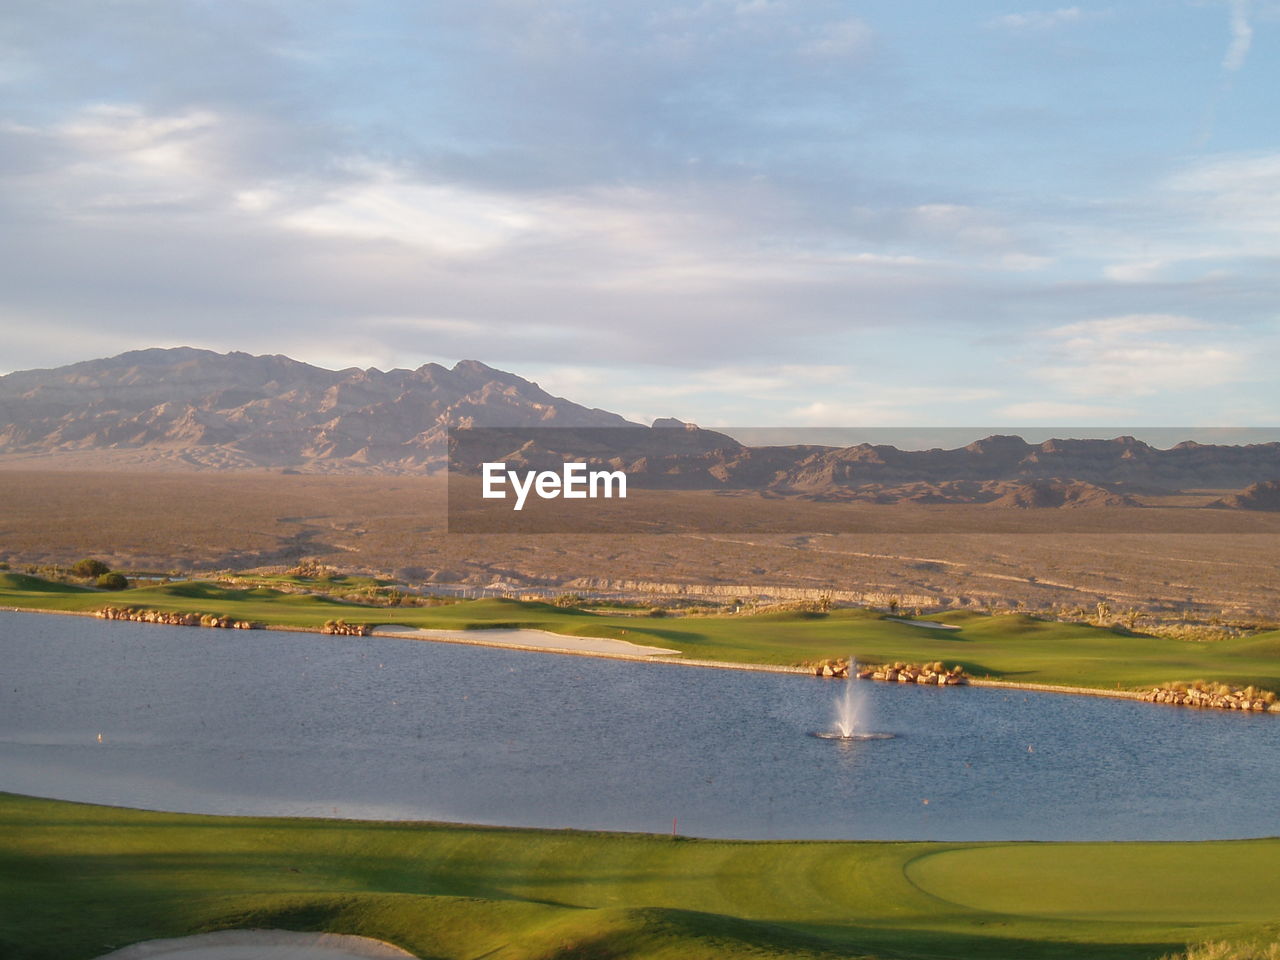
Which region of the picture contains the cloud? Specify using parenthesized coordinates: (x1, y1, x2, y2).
(278, 165, 542, 255)
(0, 2, 1274, 427)
(986, 7, 1086, 31)
(789, 388, 1003, 425)
(1163, 152, 1280, 246)
(1223, 0, 1254, 71)
(1050, 314, 1210, 338)
(996, 400, 1136, 420)
(1103, 260, 1167, 282)
(0, 99, 1055, 380)
(907, 204, 1018, 251)
(1033, 314, 1248, 397)
(800, 17, 875, 59)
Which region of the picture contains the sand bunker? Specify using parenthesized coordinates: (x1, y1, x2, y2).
(92, 930, 416, 960)
(371, 625, 679, 657)
(884, 617, 961, 630)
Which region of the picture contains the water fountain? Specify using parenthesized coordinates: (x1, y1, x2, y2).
(833, 679, 862, 738)
(812, 663, 893, 741)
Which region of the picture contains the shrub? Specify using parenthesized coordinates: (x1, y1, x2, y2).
(287, 559, 335, 579)
(1162, 941, 1280, 960)
(96, 572, 129, 591)
(72, 558, 111, 579)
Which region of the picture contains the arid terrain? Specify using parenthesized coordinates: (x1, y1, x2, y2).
(3, 348, 1278, 621)
(3, 469, 1277, 621)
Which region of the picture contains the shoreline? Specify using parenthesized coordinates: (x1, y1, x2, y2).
(6, 788, 1280, 845)
(0, 602, 1258, 706)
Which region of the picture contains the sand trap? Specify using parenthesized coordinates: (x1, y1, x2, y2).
(92, 930, 416, 960)
(884, 617, 961, 630)
(371, 625, 679, 657)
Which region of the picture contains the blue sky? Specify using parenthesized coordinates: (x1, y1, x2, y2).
(1, 1, 1277, 426)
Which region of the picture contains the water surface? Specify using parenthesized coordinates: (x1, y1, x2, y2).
(2, 610, 1276, 841)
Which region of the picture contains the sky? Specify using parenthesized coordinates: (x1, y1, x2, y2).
(1, 0, 1278, 427)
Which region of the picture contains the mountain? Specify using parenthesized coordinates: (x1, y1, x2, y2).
(463, 429, 1280, 496)
(0, 347, 634, 471)
(1208, 480, 1280, 511)
(2, 349, 1278, 494)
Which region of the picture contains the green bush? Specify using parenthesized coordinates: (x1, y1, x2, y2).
(72, 558, 111, 579)
(96, 572, 129, 591)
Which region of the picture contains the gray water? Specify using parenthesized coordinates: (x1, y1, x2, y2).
(1, 610, 1276, 841)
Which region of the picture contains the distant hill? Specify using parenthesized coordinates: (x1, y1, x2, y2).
(0, 347, 635, 471)
(1, 349, 1278, 497)
(465, 428, 1280, 497)
(1208, 480, 1280, 511)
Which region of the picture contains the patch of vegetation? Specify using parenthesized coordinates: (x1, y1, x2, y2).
(71, 557, 111, 579)
(1162, 942, 1280, 960)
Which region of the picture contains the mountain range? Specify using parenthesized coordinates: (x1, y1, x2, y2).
(1, 348, 1278, 504)
(0, 347, 630, 471)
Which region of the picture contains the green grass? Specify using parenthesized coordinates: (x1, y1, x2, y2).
(1, 793, 1277, 960)
(0, 571, 94, 594)
(3, 575, 1280, 693)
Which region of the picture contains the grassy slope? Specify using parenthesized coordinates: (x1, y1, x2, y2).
(3, 575, 1279, 692)
(3, 793, 1278, 960)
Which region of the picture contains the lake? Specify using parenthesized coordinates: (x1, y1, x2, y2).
(2, 610, 1277, 841)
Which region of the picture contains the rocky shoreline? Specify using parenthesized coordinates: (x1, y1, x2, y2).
(97, 606, 261, 630)
(322, 619, 372, 636)
(806, 658, 968, 685)
(1146, 681, 1280, 713)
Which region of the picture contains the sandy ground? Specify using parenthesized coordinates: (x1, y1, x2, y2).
(884, 617, 960, 630)
(371, 624, 679, 656)
(92, 930, 416, 960)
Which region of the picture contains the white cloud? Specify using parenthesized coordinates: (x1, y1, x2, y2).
(801, 17, 875, 58)
(1223, 0, 1254, 71)
(25, 103, 226, 214)
(1163, 152, 1280, 246)
(909, 204, 1015, 249)
(1050, 314, 1209, 338)
(279, 166, 541, 255)
(520, 362, 860, 426)
(1103, 259, 1167, 282)
(790, 387, 1003, 425)
(996, 400, 1136, 420)
(987, 7, 1086, 31)
(1034, 314, 1247, 397)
